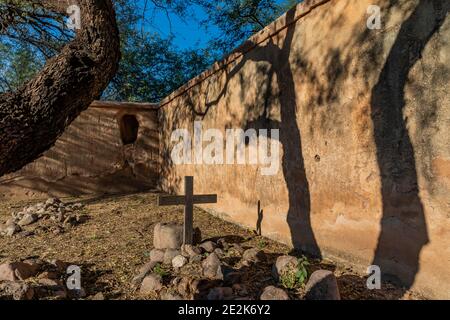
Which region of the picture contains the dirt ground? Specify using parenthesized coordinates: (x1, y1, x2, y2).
(0, 192, 424, 300)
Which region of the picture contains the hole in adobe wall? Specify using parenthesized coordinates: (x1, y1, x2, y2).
(119, 114, 139, 145)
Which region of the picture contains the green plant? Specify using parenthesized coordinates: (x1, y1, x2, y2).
(153, 263, 169, 277)
(280, 256, 310, 289)
(295, 256, 310, 286)
(257, 238, 267, 249)
(280, 269, 297, 289)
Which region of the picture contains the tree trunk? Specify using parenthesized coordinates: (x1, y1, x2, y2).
(0, 0, 120, 176)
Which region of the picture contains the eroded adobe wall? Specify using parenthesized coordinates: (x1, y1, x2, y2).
(0, 103, 159, 198)
(159, 0, 450, 298)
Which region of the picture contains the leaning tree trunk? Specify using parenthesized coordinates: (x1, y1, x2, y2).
(0, 0, 120, 176)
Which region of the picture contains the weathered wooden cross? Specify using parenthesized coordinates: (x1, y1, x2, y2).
(157, 176, 217, 245)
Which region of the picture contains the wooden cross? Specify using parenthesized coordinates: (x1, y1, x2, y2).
(157, 176, 217, 245)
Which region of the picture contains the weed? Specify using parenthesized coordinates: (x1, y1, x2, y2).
(280, 256, 310, 289)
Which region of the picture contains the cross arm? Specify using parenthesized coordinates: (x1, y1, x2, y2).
(157, 194, 217, 206)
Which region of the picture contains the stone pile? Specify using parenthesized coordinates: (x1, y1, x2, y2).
(0, 258, 86, 300)
(0, 198, 88, 238)
(133, 223, 341, 300)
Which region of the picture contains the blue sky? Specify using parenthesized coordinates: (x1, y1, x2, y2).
(137, 0, 292, 50)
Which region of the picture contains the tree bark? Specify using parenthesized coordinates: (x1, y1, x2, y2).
(0, 0, 120, 176)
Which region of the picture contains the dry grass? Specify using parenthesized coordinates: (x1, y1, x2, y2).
(0, 192, 423, 300)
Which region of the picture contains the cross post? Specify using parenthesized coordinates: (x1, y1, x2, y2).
(157, 176, 217, 245)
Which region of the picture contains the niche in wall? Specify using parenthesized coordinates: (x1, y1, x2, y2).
(119, 114, 139, 145)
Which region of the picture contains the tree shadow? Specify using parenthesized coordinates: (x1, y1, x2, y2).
(370, 0, 448, 295)
(181, 6, 322, 258)
(277, 9, 321, 258)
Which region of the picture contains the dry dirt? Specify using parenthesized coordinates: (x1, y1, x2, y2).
(0, 192, 424, 300)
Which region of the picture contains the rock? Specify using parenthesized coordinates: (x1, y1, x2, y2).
(199, 241, 217, 253)
(53, 227, 64, 235)
(230, 243, 245, 255)
(242, 248, 265, 263)
(5, 223, 20, 236)
(91, 292, 105, 300)
(5, 218, 15, 226)
(207, 287, 233, 300)
(57, 212, 65, 222)
(26, 206, 36, 214)
(140, 274, 163, 294)
(63, 216, 77, 227)
(35, 202, 45, 209)
(75, 214, 89, 223)
(176, 277, 191, 297)
(38, 271, 59, 280)
(0, 261, 40, 281)
(38, 278, 61, 287)
(18, 213, 37, 226)
(214, 248, 225, 257)
(19, 231, 35, 238)
(71, 203, 84, 210)
(150, 249, 165, 263)
(191, 279, 223, 298)
(0, 281, 34, 300)
(52, 289, 68, 299)
(132, 261, 157, 287)
(217, 238, 230, 251)
(304, 270, 340, 300)
(189, 254, 203, 263)
(172, 255, 188, 269)
(49, 259, 70, 273)
(224, 271, 242, 285)
(46, 198, 61, 206)
(69, 287, 87, 299)
(232, 284, 249, 296)
(161, 291, 183, 300)
(163, 249, 181, 265)
(260, 286, 289, 300)
(20, 259, 41, 276)
(181, 244, 202, 257)
(202, 253, 223, 280)
(153, 223, 183, 250)
(272, 255, 299, 281)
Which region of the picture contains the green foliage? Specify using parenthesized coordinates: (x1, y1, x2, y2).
(153, 263, 170, 277)
(256, 238, 267, 249)
(295, 256, 309, 285)
(196, 0, 302, 56)
(0, 0, 301, 100)
(0, 42, 43, 92)
(280, 256, 310, 289)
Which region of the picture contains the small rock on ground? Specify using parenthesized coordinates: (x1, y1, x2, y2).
(305, 270, 340, 300)
(140, 274, 163, 294)
(260, 286, 289, 300)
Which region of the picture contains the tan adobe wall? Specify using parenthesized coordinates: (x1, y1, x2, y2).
(158, 0, 450, 298)
(0, 102, 159, 198)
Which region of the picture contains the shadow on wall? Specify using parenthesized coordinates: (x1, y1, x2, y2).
(370, 0, 448, 292)
(160, 0, 448, 296)
(171, 5, 323, 258)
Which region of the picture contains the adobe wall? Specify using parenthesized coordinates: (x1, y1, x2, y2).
(0, 102, 159, 198)
(159, 0, 450, 298)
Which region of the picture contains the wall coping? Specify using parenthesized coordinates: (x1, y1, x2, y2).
(90, 100, 159, 111)
(158, 0, 332, 109)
